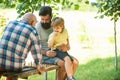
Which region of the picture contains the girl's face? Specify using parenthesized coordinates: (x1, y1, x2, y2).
(53, 25, 63, 33)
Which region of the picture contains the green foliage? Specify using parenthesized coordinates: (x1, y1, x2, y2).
(0, 13, 9, 39)
(0, 0, 3, 3)
(0, 0, 97, 17)
(79, 22, 88, 43)
(0, 0, 17, 8)
(16, 0, 42, 18)
(0, 0, 82, 18)
(108, 36, 114, 44)
(90, 0, 120, 22)
(28, 70, 57, 80)
(78, 21, 92, 48)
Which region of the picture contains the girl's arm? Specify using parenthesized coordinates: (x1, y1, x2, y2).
(48, 37, 55, 48)
(66, 38, 70, 50)
(48, 32, 58, 48)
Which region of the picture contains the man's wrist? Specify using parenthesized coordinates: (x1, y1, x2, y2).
(41, 49, 47, 55)
(46, 51, 49, 56)
(36, 66, 41, 70)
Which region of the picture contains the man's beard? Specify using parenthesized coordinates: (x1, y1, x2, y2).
(41, 22, 51, 29)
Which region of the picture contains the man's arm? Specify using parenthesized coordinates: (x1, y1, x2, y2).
(41, 49, 56, 58)
(30, 29, 51, 74)
(29, 29, 42, 65)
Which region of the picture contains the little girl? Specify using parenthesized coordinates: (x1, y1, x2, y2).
(48, 17, 75, 80)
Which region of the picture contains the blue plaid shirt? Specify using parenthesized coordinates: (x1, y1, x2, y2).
(0, 20, 42, 71)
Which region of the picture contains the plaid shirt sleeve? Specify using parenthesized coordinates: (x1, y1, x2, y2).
(30, 28, 42, 66)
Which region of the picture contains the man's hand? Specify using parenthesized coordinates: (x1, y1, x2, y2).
(36, 65, 45, 74)
(57, 44, 70, 52)
(46, 50, 56, 58)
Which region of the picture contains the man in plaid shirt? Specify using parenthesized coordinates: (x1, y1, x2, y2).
(0, 12, 43, 80)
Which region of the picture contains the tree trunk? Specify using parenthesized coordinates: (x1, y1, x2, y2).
(114, 20, 118, 70)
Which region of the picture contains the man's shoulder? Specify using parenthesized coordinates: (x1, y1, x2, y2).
(8, 20, 19, 24)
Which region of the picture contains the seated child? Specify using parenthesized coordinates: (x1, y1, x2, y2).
(48, 17, 75, 80)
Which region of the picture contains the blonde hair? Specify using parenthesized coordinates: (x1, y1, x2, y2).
(51, 17, 64, 28)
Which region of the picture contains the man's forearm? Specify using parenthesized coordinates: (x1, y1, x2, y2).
(41, 49, 56, 57)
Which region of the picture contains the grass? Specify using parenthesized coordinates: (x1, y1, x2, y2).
(75, 56, 120, 80)
(28, 70, 57, 80)
(2, 56, 118, 80)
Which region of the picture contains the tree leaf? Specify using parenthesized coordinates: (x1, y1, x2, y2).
(74, 4, 79, 10)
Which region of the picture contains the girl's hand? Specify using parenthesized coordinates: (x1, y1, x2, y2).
(53, 32, 59, 38)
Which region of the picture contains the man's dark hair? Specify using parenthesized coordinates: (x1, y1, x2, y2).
(39, 6, 52, 17)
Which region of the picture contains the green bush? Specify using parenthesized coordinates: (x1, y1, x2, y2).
(108, 36, 114, 44)
(0, 13, 9, 39)
(78, 21, 93, 49)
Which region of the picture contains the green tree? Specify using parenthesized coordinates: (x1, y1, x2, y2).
(0, 0, 80, 18)
(88, 0, 120, 70)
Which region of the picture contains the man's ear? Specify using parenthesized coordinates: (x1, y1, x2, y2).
(31, 21, 34, 26)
